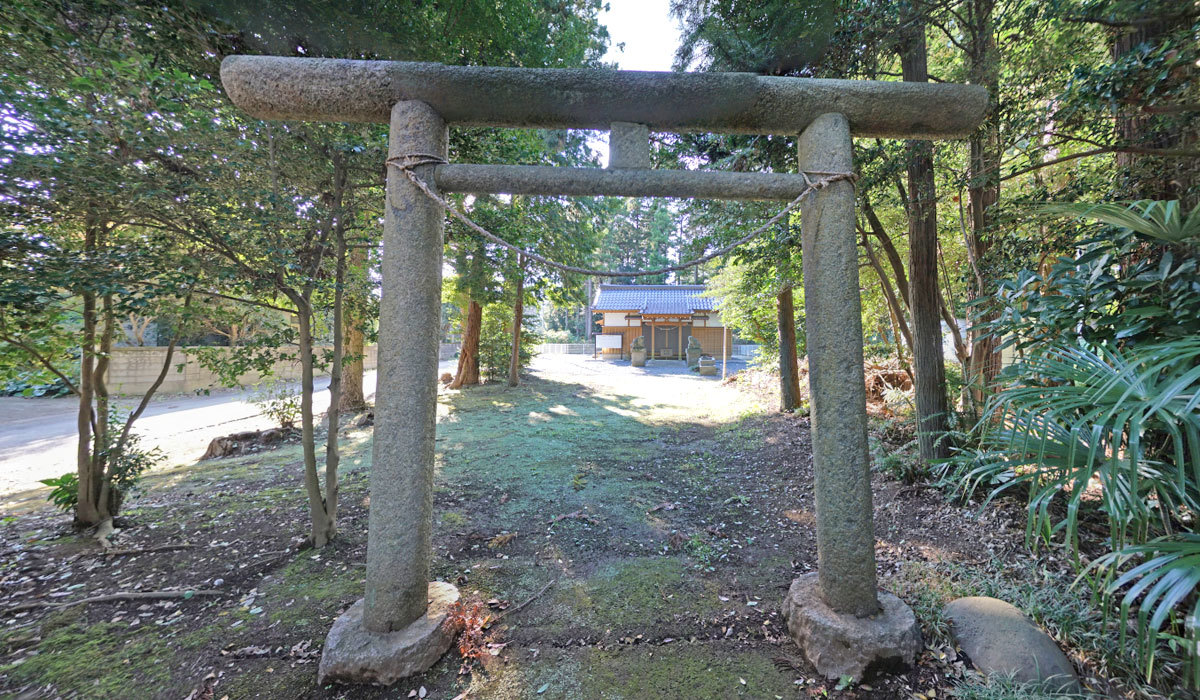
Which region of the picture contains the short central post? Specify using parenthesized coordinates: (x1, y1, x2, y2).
(782, 112, 921, 681)
(318, 100, 459, 685)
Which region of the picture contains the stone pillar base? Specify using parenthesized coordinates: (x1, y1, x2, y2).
(782, 573, 921, 682)
(318, 582, 460, 686)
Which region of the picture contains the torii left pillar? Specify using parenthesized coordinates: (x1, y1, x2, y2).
(317, 100, 460, 685)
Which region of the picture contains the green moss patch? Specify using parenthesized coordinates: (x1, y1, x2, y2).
(2, 621, 171, 698)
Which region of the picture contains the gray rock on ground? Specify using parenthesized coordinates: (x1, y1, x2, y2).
(944, 596, 1080, 693)
(783, 573, 922, 681)
(318, 582, 460, 685)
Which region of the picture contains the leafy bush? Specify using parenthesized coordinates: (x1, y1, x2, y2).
(541, 329, 572, 344)
(478, 303, 540, 382)
(2, 373, 72, 397)
(249, 378, 301, 429)
(988, 204, 1200, 353)
(941, 340, 1200, 546)
(942, 339, 1200, 684)
(42, 412, 163, 514)
(39, 473, 78, 512)
(98, 412, 163, 513)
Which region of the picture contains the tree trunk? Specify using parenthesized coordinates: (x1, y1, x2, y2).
(339, 243, 368, 411)
(75, 283, 100, 526)
(323, 231, 346, 542)
(450, 299, 482, 389)
(777, 286, 802, 412)
(1110, 12, 1193, 200)
(964, 0, 1002, 410)
(508, 256, 526, 387)
(862, 231, 913, 350)
(901, 24, 950, 461)
(93, 296, 114, 519)
(293, 295, 335, 548)
(861, 198, 911, 307)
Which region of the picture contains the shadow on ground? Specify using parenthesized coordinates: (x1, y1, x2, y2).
(0, 358, 1041, 699)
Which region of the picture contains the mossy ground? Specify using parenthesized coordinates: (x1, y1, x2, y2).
(0, 356, 1129, 699)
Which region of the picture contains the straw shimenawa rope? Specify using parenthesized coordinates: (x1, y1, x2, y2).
(386, 154, 856, 278)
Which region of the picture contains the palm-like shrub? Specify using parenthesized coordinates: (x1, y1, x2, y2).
(942, 339, 1200, 683)
(945, 199, 1200, 686)
(1039, 200, 1200, 246)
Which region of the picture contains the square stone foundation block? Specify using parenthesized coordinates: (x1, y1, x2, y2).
(318, 582, 460, 686)
(782, 573, 921, 682)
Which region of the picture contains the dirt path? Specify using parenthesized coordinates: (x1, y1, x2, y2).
(0, 355, 1075, 700)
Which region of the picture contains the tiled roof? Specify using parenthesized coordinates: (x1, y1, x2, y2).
(592, 284, 718, 315)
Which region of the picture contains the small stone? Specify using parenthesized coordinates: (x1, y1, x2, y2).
(317, 582, 459, 686)
(782, 573, 921, 681)
(943, 596, 1080, 693)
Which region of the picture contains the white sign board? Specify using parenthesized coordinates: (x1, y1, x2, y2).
(596, 334, 624, 350)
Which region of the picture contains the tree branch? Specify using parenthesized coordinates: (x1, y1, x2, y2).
(0, 332, 79, 395)
(1002, 145, 1200, 181)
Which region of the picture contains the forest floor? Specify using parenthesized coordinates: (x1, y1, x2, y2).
(0, 356, 1162, 699)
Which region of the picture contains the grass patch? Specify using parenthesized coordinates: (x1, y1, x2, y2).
(578, 643, 796, 698)
(888, 557, 1181, 697)
(542, 556, 725, 633)
(949, 673, 1092, 699)
(2, 619, 172, 698)
(264, 552, 365, 630)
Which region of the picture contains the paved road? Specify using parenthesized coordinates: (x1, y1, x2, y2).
(0, 361, 456, 498)
(0, 354, 740, 499)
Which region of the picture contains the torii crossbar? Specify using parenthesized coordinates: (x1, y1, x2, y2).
(220, 55, 987, 686)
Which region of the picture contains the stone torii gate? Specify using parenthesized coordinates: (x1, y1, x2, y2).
(220, 56, 986, 685)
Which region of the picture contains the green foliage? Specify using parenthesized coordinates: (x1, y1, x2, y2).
(38, 473, 78, 513)
(249, 378, 302, 430)
(1084, 534, 1200, 686)
(2, 373, 72, 398)
(987, 226, 1200, 352)
(707, 261, 804, 366)
(478, 303, 541, 382)
(943, 339, 1200, 550)
(875, 440, 923, 484)
(941, 338, 1200, 685)
(949, 198, 1200, 688)
(1040, 200, 1200, 246)
(541, 329, 572, 344)
(99, 412, 164, 511)
(595, 199, 679, 284)
(42, 412, 164, 515)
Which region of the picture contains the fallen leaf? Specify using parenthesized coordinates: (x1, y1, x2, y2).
(487, 532, 517, 549)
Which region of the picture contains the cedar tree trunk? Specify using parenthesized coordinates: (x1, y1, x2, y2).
(450, 299, 482, 389)
(777, 286, 802, 412)
(508, 256, 526, 387)
(901, 24, 950, 461)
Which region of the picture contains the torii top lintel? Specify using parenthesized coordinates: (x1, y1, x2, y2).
(220, 56, 987, 140)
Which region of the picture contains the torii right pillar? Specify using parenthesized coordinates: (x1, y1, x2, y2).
(782, 112, 922, 681)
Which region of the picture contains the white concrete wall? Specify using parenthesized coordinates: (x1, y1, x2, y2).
(536, 343, 596, 355)
(105, 345, 378, 395)
(602, 313, 641, 327)
(693, 311, 723, 328)
(602, 312, 723, 327)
